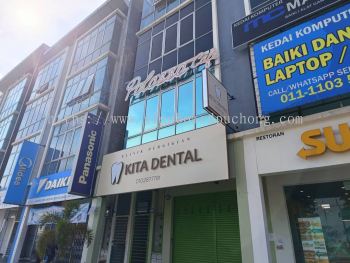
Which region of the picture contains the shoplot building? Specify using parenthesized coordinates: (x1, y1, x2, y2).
(0, 0, 350, 263)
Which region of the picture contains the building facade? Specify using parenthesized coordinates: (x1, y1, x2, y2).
(0, 0, 349, 262)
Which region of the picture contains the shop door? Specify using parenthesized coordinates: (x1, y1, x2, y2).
(172, 191, 241, 263)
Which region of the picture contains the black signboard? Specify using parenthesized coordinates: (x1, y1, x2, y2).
(232, 0, 344, 48)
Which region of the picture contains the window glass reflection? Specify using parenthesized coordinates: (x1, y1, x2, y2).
(144, 96, 159, 131)
(160, 89, 175, 126)
(177, 81, 194, 120)
(127, 101, 145, 137)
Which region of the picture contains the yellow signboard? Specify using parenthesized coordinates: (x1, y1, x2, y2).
(298, 122, 350, 159)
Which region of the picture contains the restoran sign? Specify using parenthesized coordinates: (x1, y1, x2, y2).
(95, 124, 228, 196)
(125, 48, 218, 101)
(253, 3, 350, 115)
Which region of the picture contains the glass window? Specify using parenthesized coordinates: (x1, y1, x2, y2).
(160, 89, 175, 126)
(178, 41, 194, 63)
(71, 16, 116, 73)
(142, 0, 154, 18)
(58, 57, 109, 120)
(153, 21, 165, 35)
(41, 117, 83, 177)
(196, 114, 216, 128)
(195, 32, 213, 54)
(126, 136, 141, 148)
(155, 1, 166, 20)
(180, 2, 194, 18)
(177, 81, 194, 120)
(31, 55, 65, 100)
(0, 78, 27, 120)
(151, 33, 163, 61)
(167, 0, 180, 12)
(158, 125, 175, 139)
(149, 58, 162, 75)
(162, 50, 177, 71)
(180, 15, 193, 45)
(176, 120, 195, 134)
(135, 40, 151, 70)
(166, 12, 179, 27)
(142, 131, 158, 144)
(126, 101, 145, 137)
(144, 96, 159, 131)
(165, 24, 177, 53)
(195, 75, 206, 115)
(195, 0, 210, 9)
(285, 182, 350, 263)
(195, 3, 212, 38)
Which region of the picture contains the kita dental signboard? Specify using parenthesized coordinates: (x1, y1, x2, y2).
(254, 3, 350, 115)
(96, 124, 228, 196)
(68, 113, 103, 196)
(232, 0, 343, 48)
(26, 170, 79, 205)
(4, 141, 40, 205)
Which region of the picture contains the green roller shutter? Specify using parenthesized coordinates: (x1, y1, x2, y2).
(173, 191, 241, 263)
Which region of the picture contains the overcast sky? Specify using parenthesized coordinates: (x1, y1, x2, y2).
(0, 0, 107, 79)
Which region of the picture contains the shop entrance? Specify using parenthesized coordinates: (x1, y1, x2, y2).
(172, 191, 241, 263)
(285, 181, 350, 263)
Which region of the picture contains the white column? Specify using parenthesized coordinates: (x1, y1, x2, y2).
(8, 207, 30, 263)
(81, 197, 106, 263)
(243, 138, 271, 263)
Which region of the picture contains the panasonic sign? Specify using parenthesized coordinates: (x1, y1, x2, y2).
(68, 113, 103, 196)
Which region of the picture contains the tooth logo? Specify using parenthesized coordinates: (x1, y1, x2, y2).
(37, 178, 48, 193)
(111, 162, 123, 185)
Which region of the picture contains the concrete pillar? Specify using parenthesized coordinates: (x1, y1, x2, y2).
(232, 139, 271, 263)
(81, 197, 106, 263)
(8, 207, 30, 263)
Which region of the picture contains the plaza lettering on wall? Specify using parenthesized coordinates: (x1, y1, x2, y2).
(125, 48, 218, 101)
(298, 122, 350, 159)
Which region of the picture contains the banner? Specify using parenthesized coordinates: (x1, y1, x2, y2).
(254, 3, 350, 114)
(68, 113, 103, 196)
(4, 141, 40, 205)
(232, 0, 344, 48)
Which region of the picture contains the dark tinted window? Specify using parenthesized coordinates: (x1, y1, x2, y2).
(195, 0, 210, 9)
(153, 21, 165, 35)
(178, 41, 194, 63)
(151, 33, 163, 60)
(250, 0, 272, 9)
(165, 24, 177, 53)
(196, 3, 212, 38)
(149, 58, 162, 75)
(180, 15, 193, 45)
(195, 32, 213, 54)
(166, 12, 179, 27)
(134, 66, 148, 81)
(163, 50, 177, 71)
(180, 2, 194, 18)
(135, 40, 150, 70)
(139, 30, 152, 44)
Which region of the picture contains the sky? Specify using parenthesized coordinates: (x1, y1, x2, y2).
(0, 0, 107, 79)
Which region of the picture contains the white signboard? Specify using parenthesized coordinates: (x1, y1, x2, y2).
(253, 114, 350, 175)
(95, 124, 229, 196)
(203, 69, 229, 120)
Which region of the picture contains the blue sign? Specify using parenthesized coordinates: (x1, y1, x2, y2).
(4, 141, 40, 205)
(27, 170, 72, 205)
(68, 113, 103, 196)
(254, 3, 350, 115)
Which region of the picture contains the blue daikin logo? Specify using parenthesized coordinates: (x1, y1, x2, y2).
(111, 162, 123, 185)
